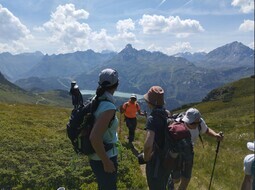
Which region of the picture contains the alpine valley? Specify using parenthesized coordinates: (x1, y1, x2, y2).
(0, 41, 254, 109)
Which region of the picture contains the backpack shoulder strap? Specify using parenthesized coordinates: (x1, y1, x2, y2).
(198, 124, 204, 148)
(123, 102, 129, 110)
(97, 99, 116, 128)
(135, 103, 139, 110)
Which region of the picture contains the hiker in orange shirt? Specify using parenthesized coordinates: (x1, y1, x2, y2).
(122, 94, 146, 144)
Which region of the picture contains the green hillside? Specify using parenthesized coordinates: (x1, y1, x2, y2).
(0, 72, 72, 107)
(36, 90, 72, 108)
(0, 72, 38, 104)
(185, 76, 254, 190)
(0, 76, 254, 189)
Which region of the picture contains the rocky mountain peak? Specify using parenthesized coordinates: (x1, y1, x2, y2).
(120, 44, 138, 54)
(207, 41, 253, 58)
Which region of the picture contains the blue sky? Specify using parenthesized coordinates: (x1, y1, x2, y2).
(0, 0, 254, 55)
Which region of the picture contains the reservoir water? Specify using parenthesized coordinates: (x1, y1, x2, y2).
(80, 90, 144, 100)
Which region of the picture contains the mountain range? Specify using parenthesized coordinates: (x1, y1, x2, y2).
(0, 41, 254, 109)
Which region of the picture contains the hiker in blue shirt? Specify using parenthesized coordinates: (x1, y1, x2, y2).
(89, 68, 119, 190)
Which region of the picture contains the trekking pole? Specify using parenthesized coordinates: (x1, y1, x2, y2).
(208, 132, 224, 190)
(119, 113, 122, 135)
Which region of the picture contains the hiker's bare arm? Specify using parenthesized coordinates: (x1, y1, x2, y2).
(90, 109, 116, 172)
(138, 110, 147, 117)
(144, 130, 155, 161)
(206, 128, 224, 141)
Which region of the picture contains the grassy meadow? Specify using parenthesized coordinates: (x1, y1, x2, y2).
(0, 103, 147, 189)
(0, 76, 254, 189)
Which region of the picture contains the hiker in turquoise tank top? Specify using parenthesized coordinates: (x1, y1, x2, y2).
(89, 68, 119, 190)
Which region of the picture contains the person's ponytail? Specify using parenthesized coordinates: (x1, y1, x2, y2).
(95, 86, 106, 100)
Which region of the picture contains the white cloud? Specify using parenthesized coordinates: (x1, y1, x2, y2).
(0, 41, 28, 54)
(114, 19, 137, 44)
(38, 4, 91, 53)
(88, 29, 115, 52)
(176, 33, 190, 38)
(34, 4, 138, 53)
(43, 4, 91, 39)
(146, 42, 192, 55)
(231, 0, 254, 13)
(0, 4, 32, 53)
(0, 4, 30, 43)
(249, 42, 254, 49)
(166, 42, 192, 55)
(138, 15, 204, 37)
(116, 19, 135, 33)
(239, 20, 254, 32)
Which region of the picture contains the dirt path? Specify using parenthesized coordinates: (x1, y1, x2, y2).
(131, 144, 147, 179)
(35, 93, 47, 104)
(140, 164, 146, 177)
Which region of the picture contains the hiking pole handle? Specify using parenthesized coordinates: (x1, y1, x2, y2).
(216, 132, 223, 153)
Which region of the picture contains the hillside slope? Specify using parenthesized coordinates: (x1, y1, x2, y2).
(173, 76, 254, 190)
(0, 72, 72, 107)
(0, 76, 254, 189)
(0, 72, 38, 104)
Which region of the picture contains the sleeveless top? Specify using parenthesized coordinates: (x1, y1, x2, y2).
(89, 92, 119, 160)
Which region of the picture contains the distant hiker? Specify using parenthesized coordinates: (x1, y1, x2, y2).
(89, 68, 119, 190)
(121, 94, 146, 144)
(69, 81, 77, 94)
(171, 108, 224, 190)
(241, 140, 255, 190)
(69, 81, 83, 109)
(142, 86, 170, 189)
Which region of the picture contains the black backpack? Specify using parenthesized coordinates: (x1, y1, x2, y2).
(162, 122, 194, 172)
(66, 97, 114, 155)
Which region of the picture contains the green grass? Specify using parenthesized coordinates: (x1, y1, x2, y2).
(0, 83, 37, 104)
(177, 77, 254, 190)
(0, 79, 72, 107)
(0, 76, 254, 189)
(37, 90, 73, 108)
(0, 103, 147, 189)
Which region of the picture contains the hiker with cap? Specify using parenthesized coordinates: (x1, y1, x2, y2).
(171, 107, 224, 190)
(241, 140, 255, 190)
(141, 86, 170, 189)
(89, 68, 119, 190)
(69, 81, 83, 109)
(121, 93, 146, 144)
(69, 81, 76, 95)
